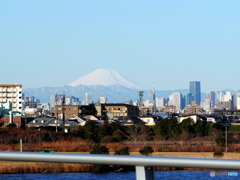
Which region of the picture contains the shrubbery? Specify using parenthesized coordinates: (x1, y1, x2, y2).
(90, 144, 109, 154)
(90, 144, 110, 172)
(114, 146, 130, 155)
(213, 151, 224, 157)
(139, 146, 154, 156)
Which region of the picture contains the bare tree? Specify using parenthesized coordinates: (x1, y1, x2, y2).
(48, 131, 59, 142)
(209, 128, 222, 146)
(121, 125, 144, 145)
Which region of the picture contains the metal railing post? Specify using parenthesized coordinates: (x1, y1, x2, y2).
(136, 166, 155, 180)
(19, 139, 22, 152)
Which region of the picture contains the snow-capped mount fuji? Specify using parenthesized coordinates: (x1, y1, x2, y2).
(23, 67, 195, 103)
(69, 69, 140, 89)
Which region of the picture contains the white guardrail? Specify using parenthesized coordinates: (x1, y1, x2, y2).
(0, 152, 240, 180)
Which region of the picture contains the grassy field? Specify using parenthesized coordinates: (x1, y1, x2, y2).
(229, 125, 240, 132)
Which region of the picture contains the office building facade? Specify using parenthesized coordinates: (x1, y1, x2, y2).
(189, 81, 201, 105)
(208, 91, 216, 108)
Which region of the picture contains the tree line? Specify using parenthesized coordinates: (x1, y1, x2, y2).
(0, 118, 228, 147)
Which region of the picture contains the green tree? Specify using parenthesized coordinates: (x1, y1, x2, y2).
(90, 144, 109, 154)
(90, 144, 110, 172)
(154, 118, 180, 139)
(101, 135, 119, 143)
(109, 122, 122, 134)
(76, 125, 85, 139)
(140, 125, 154, 141)
(193, 120, 206, 136)
(83, 121, 98, 142)
(154, 119, 167, 139)
(113, 146, 131, 171)
(114, 146, 130, 155)
(139, 146, 154, 156)
(98, 120, 111, 141)
(209, 123, 224, 132)
(7, 123, 16, 128)
(180, 118, 194, 133)
(213, 151, 224, 158)
(209, 123, 225, 145)
(215, 136, 225, 147)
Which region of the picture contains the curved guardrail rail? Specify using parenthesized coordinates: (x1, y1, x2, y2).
(0, 152, 240, 180)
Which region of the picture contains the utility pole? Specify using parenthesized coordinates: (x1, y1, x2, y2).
(62, 95, 65, 133)
(56, 109, 58, 133)
(225, 126, 228, 153)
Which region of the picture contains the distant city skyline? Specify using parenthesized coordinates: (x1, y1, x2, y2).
(1, 1, 240, 92)
(21, 68, 239, 94)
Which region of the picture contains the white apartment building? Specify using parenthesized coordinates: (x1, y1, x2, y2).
(216, 91, 225, 102)
(0, 84, 23, 112)
(169, 92, 182, 110)
(143, 100, 154, 107)
(224, 92, 232, 101)
(85, 93, 92, 105)
(237, 90, 240, 110)
(66, 96, 80, 105)
(99, 96, 107, 104)
(37, 103, 50, 111)
(156, 98, 165, 108)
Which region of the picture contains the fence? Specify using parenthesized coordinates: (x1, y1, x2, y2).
(0, 152, 240, 180)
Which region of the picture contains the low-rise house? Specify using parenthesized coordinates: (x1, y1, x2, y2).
(90, 120, 105, 126)
(116, 116, 145, 126)
(205, 115, 222, 124)
(27, 116, 81, 127)
(26, 116, 57, 127)
(70, 116, 87, 126)
(178, 115, 207, 123)
(139, 115, 162, 126)
(64, 120, 79, 126)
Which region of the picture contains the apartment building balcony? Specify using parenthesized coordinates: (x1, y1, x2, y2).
(79, 110, 95, 114)
(111, 110, 127, 113)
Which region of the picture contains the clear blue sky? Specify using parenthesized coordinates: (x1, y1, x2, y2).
(1, 1, 240, 92)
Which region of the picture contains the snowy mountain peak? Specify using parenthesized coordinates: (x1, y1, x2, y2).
(69, 68, 140, 89)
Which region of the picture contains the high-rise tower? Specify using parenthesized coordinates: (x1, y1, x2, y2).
(208, 91, 216, 108)
(189, 81, 201, 105)
(148, 89, 156, 106)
